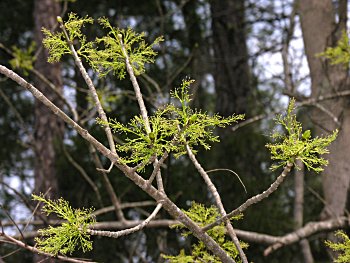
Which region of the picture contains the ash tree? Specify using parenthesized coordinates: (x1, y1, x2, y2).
(0, 12, 341, 263)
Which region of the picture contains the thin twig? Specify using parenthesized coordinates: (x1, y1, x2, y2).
(0, 181, 50, 229)
(0, 88, 29, 132)
(89, 144, 125, 222)
(147, 152, 168, 185)
(0, 247, 22, 260)
(263, 217, 350, 256)
(140, 73, 165, 100)
(118, 35, 150, 133)
(0, 65, 236, 263)
(31, 68, 78, 121)
(312, 103, 340, 127)
(62, 145, 103, 207)
(206, 168, 247, 193)
(203, 162, 294, 232)
(231, 114, 266, 132)
(118, 35, 165, 193)
(96, 161, 115, 173)
(0, 181, 33, 212)
(58, 18, 117, 155)
(186, 144, 248, 263)
(93, 201, 156, 217)
(0, 233, 95, 263)
(22, 187, 52, 239)
(0, 206, 24, 241)
(88, 204, 162, 238)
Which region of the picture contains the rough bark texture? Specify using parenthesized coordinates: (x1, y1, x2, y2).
(33, 0, 63, 198)
(210, 0, 251, 116)
(299, 0, 350, 258)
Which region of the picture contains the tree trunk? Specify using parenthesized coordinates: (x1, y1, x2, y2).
(299, 0, 350, 258)
(33, 0, 63, 198)
(182, 0, 204, 108)
(210, 0, 251, 116)
(294, 160, 314, 263)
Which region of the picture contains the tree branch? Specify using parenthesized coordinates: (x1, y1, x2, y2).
(203, 162, 293, 232)
(186, 144, 247, 263)
(58, 18, 117, 155)
(88, 204, 162, 238)
(0, 233, 95, 263)
(62, 145, 103, 207)
(89, 144, 126, 222)
(118, 34, 165, 193)
(263, 217, 350, 256)
(0, 65, 236, 263)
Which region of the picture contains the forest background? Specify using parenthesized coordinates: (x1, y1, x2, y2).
(0, 0, 350, 262)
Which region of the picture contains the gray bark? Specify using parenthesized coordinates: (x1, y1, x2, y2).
(299, 0, 350, 259)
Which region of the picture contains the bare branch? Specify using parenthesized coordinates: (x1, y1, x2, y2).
(58, 19, 117, 155)
(118, 35, 165, 193)
(62, 145, 103, 207)
(6, 216, 349, 251)
(93, 201, 156, 217)
(232, 90, 350, 133)
(0, 65, 236, 262)
(293, 159, 314, 262)
(0, 233, 96, 263)
(89, 144, 126, 222)
(0, 42, 78, 122)
(203, 163, 293, 232)
(186, 144, 247, 263)
(0, 65, 119, 165)
(88, 204, 162, 238)
(147, 152, 168, 185)
(118, 35, 151, 133)
(31, 68, 78, 121)
(263, 217, 350, 256)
